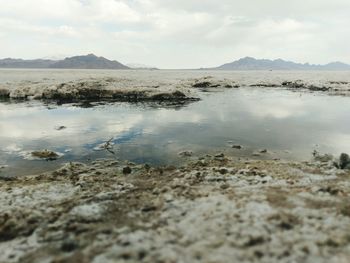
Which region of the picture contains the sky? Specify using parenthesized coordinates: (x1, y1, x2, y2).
(0, 0, 349, 68)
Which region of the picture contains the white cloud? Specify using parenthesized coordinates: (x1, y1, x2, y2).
(88, 0, 141, 23)
(0, 0, 349, 68)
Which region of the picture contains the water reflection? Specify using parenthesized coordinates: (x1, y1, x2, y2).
(1, 88, 350, 176)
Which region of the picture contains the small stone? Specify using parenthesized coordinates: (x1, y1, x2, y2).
(339, 153, 350, 169)
(313, 152, 334, 163)
(141, 205, 157, 212)
(219, 168, 228, 175)
(196, 160, 207, 166)
(55, 126, 67, 131)
(232, 145, 242, 149)
(192, 81, 211, 88)
(61, 240, 78, 252)
(179, 151, 193, 157)
(123, 166, 132, 174)
(31, 150, 59, 159)
(220, 183, 230, 190)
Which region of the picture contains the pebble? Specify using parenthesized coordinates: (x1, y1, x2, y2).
(123, 166, 132, 175)
(339, 153, 350, 169)
(179, 151, 193, 157)
(232, 145, 243, 149)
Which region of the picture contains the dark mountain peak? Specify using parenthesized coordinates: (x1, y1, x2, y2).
(0, 57, 56, 68)
(0, 54, 129, 69)
(214, 57, 350, 70)
(50, 54, 129, 69)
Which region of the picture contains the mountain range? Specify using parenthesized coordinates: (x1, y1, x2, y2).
(1, 54, 350, 70)
(209, 57, 350, 70)
(0, 54, 129, 69)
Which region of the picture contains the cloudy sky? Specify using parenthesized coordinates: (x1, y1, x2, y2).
(0, 0, 349, 68)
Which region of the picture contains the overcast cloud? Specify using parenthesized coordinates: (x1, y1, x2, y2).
(0, 0, 349, 68)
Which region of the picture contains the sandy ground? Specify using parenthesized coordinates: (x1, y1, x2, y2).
(1, 154, 350, 263)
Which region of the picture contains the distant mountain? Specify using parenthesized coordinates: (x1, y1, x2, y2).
(209, 57, 350, 70)
(0, 58, 56, 68)
(50, 54, 129, 69)
(0, 54, 129, 69)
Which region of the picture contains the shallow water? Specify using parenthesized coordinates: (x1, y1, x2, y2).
(1, 83, 350, 176)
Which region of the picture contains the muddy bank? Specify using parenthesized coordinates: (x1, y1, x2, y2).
(251, 80, 350, 96)
(1, 155, 350, 263)
(0, 78, 199, 104)
(2, 74, 350, 105)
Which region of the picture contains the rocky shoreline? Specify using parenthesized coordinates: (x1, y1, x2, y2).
(1, 153, 350, 263)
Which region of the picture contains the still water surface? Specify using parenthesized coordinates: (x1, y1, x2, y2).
(1, 87, 350, 176)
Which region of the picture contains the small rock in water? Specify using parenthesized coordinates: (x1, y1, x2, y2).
(123, 166, 132, 175)
(259, 149, 268, 153)
(339, 153, 350, 169)
(31, 150, 59, 159)
(55, 125, 67, 131)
